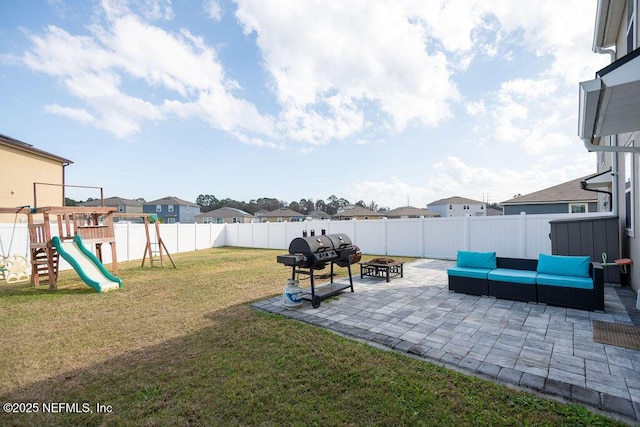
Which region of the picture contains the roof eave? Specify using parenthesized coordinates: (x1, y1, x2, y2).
(0, 137, 73, 165)
(593, 0, 626, 50)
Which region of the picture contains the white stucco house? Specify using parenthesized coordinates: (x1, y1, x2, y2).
(427, 196, 486, 217)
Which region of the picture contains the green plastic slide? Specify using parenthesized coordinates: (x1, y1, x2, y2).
(52, 235, 123, 293)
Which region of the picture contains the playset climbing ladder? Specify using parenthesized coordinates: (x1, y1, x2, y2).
(142, 216, 175, 268)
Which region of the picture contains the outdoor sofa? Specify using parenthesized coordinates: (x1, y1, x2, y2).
(447, 251, 604, 311)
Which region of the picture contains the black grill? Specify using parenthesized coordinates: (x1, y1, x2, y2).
(277, 232, 360, 308)
(279, 233, 356, 268)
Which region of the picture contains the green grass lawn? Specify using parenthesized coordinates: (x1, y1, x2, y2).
(0, 247, 627, 426)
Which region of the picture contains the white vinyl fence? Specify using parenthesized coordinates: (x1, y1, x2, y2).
(224, 212, 613, 259)
(0, 212, 615, 272)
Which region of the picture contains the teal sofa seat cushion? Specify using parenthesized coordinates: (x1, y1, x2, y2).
(447, 266, 492, 280)
(457, 251, 496, 270)
(488, 268, 537, 285)
(537, 253, 590, 278)
(536, 273, 594, 289)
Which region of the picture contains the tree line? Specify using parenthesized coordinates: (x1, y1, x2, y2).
(196, 195, 385, 216)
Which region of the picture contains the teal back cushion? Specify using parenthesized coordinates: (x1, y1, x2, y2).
(457, 251, 496, 269)
(537, 253, 590, 278)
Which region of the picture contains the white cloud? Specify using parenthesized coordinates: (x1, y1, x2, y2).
(203, 0, 223, 21)
(349, 154, 598, 208)
(44, 104, 95, 124)
(18, 3, 274, 140)
(12, 0, 611, 156)
(100, 0, 174, 22)
(235, 0, 461, 139)
(347, 177, 433, 210)
(466, 101, 486, 117)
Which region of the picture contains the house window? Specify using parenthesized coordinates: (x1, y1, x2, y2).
(449, 205, 452, 210)
(625, 150, 635, 236)
(168, 205, 174, 213)
(118, 205, 125, 213)
(232, 217, 240, 223)
(216, 218, 224, 224)
(569, 203, 587, 214)
(277, 217, 283, 222)
(627, 0, 636, 53)
(203, 217, 212, 224)
(156, 205, 162, 213)
(167, 217, 176, 224)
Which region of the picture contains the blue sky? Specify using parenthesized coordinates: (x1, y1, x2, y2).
(0, 0, 611, 209)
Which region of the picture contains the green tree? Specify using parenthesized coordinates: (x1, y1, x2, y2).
(196, 194, 218, 212)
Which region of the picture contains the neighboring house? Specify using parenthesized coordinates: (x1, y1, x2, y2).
(427, 197, 486, 217)
(78, 197, 144, 221)
(385, 206, 440, 219)
(500, 176, 600, 215)
(486, 207, 504, 216)
(332, 206, 385, 220)
(307, 210, 330, 220)
(143, 196, 200, 224)
(256, 207, 305, 222)
(0, 133, 72, 220)
(578, 0, 640, 304)
(195, 207, 253, 224)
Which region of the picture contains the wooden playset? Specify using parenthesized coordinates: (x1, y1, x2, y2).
(27, 206, 118, 289)
(0, 205, 175, 290)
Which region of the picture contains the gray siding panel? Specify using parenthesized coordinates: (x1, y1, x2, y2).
(505, 202, 598, 215)
(550, 216, 620, 283)
(504, 203, 569, 215)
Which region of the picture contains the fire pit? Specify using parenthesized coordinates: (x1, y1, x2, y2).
(359, 258, 404, 282)
(276, 232, 358, 308)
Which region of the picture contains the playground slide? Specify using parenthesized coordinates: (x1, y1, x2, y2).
(52, 235, 122, 293)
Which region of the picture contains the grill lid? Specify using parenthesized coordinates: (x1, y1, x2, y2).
(289, 234, 335, 254)
(325, 233, 352, 250)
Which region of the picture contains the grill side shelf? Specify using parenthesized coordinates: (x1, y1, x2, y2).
(278, 258, 354, 308)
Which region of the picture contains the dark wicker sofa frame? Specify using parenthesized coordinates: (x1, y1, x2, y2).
(537, 262, 604, 311)
(448, 274, 488, 296)
(488, 257, 539, 303)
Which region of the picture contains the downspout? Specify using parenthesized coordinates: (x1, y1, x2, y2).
(580, 180, 613, 211)
(587, 43, 623, 214)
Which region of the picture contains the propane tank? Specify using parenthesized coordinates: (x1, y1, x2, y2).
(283, 279, 303, 308)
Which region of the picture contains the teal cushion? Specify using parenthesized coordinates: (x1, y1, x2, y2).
(457, 251, 496, 269)
(537, 253, 590, 278)
(447, 266, 491, 279)
(536, 273, 593, 289)
(488, 268, 537, 285)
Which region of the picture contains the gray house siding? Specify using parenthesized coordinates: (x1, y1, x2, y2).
(143, 204, 200, 223)
(503, 202, 598, 215)
(178, 205, 198, 223)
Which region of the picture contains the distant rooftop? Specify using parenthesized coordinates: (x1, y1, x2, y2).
(428, 196, 484, 206)
(146, 196, 199, 207)
(501, 175, 598, 205)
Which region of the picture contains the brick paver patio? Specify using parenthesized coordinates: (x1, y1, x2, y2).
(254, 258, 640, 422)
